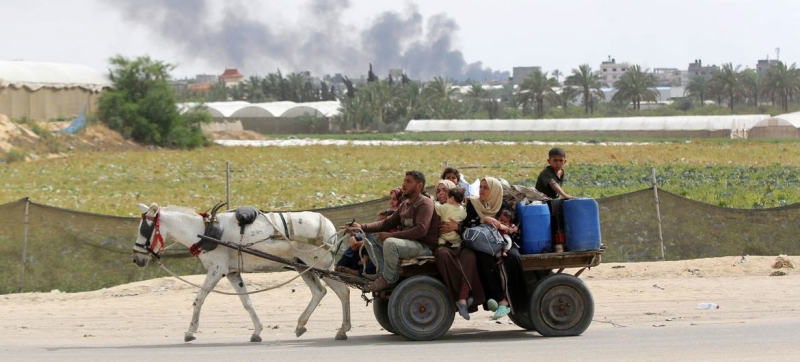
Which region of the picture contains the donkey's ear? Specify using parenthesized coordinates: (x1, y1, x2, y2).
(136, 203, 149, 213)
(148, 203, 160, 214)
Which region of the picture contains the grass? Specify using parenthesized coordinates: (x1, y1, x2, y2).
(2, 139, 800, 216)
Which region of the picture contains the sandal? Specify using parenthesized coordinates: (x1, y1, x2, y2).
(492, 305, 511, 320)
(487, 299, 498, 312)
(456, 301, 470, 320)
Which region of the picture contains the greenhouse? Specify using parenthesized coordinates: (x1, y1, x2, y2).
(0, 60, 112, 120)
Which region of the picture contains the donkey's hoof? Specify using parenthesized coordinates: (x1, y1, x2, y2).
(335, 332, 348, 341)
(250, 335, 262, 343)
(184, 334, 196, 342)
(295, 326, 307, 337)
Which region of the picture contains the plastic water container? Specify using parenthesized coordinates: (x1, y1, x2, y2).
(563, 198, 602, 251)
(517, 202, 552, 254)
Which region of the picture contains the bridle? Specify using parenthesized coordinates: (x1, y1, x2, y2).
(134, 209, 165, 260)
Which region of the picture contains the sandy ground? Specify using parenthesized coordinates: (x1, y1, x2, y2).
(0, 255, 797, 347)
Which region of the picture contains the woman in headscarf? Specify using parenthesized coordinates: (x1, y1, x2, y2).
(432, 179, 485, 320)
(459, 177, 528, 320)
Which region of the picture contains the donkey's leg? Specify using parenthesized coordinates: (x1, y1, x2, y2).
(226, 272, 264, 342)
(294, 271, 327, 338)
(322, 277, 351, 340)
(185, 269, 224, 342)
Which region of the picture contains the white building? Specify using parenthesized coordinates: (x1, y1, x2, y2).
(599, 58, 631, 87)
(512, 66, 541, 85)
(653, 68, 682, 87)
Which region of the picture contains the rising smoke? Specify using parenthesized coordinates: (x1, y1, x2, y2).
(106, 0, 509, 81)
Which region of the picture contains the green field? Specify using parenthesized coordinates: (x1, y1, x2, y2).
(3, 139, 800, 215)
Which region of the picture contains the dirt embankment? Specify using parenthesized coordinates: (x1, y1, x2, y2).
(0, 114, 267, 161)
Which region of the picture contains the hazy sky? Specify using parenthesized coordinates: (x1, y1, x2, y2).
(2, 0, 799, 80)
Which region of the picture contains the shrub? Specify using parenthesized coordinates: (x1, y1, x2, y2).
(3, 149, 27, 163)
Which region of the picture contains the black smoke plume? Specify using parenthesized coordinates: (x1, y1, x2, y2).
(106, 0, 508, 81)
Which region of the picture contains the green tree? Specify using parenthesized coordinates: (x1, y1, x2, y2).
(98, 55, 209, 149)
(422, 76, 458, 102)
(393, 81, 428, 125)
(336, 96, 372, 131)
(764, 61, 800, 112)
(465, 83, 490, 113)
(565, 64, 606, 114)
(739, 69, 762, 107)
(715, 63, 742, 112)
(515, 69, 559, 118)
(684, 76, 710, 106)
(362, 80, 396, 128)
(612, 65, 659, 110)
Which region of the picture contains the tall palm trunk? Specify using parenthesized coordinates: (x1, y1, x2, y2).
(583, 90, 590, 114)
(729, 90, 735, 112)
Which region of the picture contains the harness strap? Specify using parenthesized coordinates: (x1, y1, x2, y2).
(279, 212, 290, 239)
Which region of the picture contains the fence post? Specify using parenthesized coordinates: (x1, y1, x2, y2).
(652, 167, 666, 261)
(226, 161, 231, 210)
(19, 197, 30, 292)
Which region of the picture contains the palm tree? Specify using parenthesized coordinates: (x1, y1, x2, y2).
(394, 81, 428, 123)
(247, 76, 265, 102)
(565, 64, 605, 114)
(684, 76, 710, 106)
(208, 80, 229, 102)
(764, 61, 800, 112)
(362, 80, 396, 128)
(552, 69, 563, 85)
(707, 75, 725, 106)
(516, 70, 559, 118)
(464, 83, 489, 113)
(739, 69, 763, 107)
(557, 86, 579, 110)
(422, 76, 459, 102)
(285, 73, 308, 102)
(716, 63, 742, 112)
(337, 96, 372, 131)
(263, 70, 285, 100)
(612, 65, 659, 110)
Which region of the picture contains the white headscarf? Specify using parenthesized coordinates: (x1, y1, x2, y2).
(467, 176, 503, 219)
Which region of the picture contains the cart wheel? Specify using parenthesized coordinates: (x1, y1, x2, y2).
(372, 297, 397, 334)
(510, 270, 554, 331)
(508, 310, 537, 331)
(388, 275, 455, 341)
(529, 274, 594, 337)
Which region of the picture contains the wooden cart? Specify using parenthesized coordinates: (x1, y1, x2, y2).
(198, 235, 602, 342)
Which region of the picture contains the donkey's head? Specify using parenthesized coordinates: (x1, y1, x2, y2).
(133, 203, 164, 267)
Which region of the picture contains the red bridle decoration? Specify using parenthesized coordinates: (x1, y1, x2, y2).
(144, 212, 165, 255)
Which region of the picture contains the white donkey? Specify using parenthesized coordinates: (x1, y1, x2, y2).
(131, 203, 351, 342)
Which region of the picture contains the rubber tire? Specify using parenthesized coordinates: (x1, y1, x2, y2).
(508, 310, 537, 331)
(529, 274, 594, 337)
(372, 297, 397, 334)
(388, 275, 455, 341)
(509, 269, 553, 331)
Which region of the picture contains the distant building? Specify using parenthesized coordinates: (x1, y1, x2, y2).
(756, 59, 779, 77)
(168, 79, 188, 93)
(195, 74, 218, 84)
(187, 82, 212, 93)
(687, 60, 718, 80)
(599, 57, 631, 87)
(653, 68, 682, 87)
(511, 66, 541, 85)
(388, 68, 405, 80)
(219, 68, 244, 88)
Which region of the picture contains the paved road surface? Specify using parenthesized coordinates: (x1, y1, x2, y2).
(4, 317, 797, 362)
